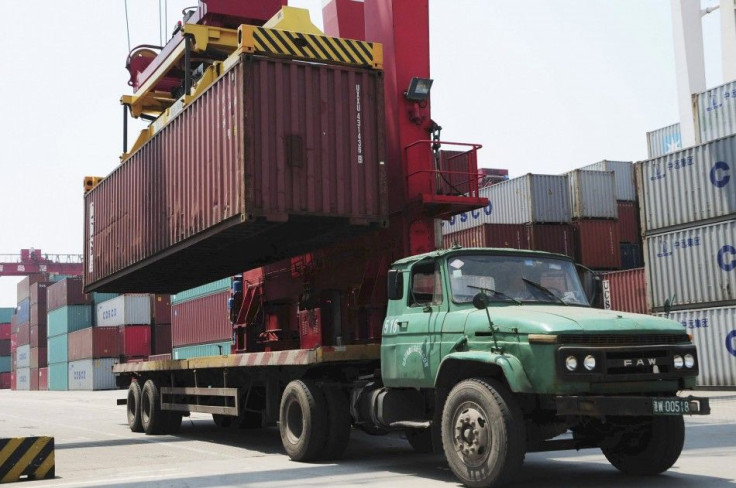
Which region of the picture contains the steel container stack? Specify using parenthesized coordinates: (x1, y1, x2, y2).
(0, 308, 12, 389)
(637, 130, 736, 386)
(646, 123, 682, 159)
(95, 294, 153, 363)
(171, 278, 233, 359)
(695, 80, 736, 144)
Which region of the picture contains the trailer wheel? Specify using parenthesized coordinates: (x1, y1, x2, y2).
(164, 412, 183, 434)
(601, 416, 685, 475)
(127, 380, 143, 433)
(442, 378, 526, 488)
(141, 380, 165, 435)
(279, 379, 328, 462)
(321, 386, 352, 460)
(212, 414, 233, 428)
(406, 428, 433, 453)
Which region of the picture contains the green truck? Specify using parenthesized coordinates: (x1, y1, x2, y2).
(118, 247, 710, 487)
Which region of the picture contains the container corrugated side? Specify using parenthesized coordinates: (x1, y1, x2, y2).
(441, 224, 530, 249)
(15, 323, 29, 346)
(16, 298, 30, 325)
(579, 160, 636, 202)
(0, 372, 10, 389)
(644, 219, 736, 310)
(47, 334, 68, 364)
(526, 224, 576, 258)
(0, 323, 11, 341)
(38, 367, 48, 391)
(120, 325, 151, 359)
(47, 277, 89, 312)
(600, 268, 648, 314)
(84, 55, 387, 294)
(68, 358, 119, 391)
(636, 134, 736, 234)
(171, 278, 232, 305)
(573, 220, 621, 269)
(696, 80, 736, 144)
(96, 295, 151, 327)
(15, 367, 31, 391)
(657, 306, 736, 387)
(171, 291, 232, 347)
(0, 308, 13, 323)
(48, 362, 68, 391)
(646, 122, 681, 158)
(47, 305, 93, 337)
(15, 344, 30, 369)
(567, 170, 617, 219)
(0, 356, 10, 373)
(172, 341, 232, 360)
(0, 339, 9, 356)
(617, 201, 640, 243)
(68, 327, 120, 361)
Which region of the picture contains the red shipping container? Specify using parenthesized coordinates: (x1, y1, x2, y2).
(47, 277, 90, 312)
(30, 368, 39, 390)
(68, 327, 121, 361)
(0, 372, 10, 389)
(38, 368, 48, 391)
(30, 324, 47, 348)
(148, 353, 171, 361)
(150, 295, 171, 324)
(443, 224, 530, 250)
(17, 275, 46, 303)
(85, 55, 387, 294)
(29, 302, 47, 328)
(30, 347, 47, 369)
(617, 201, 640, 244)
(153, 323, 172, 355)
(599, 268, 648, 315)
(16, 323, 30, 346)
(29, 282, 51, 306)
(172, 291, 231, 347)
(0, 339, 9, 356)
(526, 224, 575, 258)
(10, 372, 16, 390)
(0, 323, 10, 340)
(119, 325, 151, 359)
(573, 220, 621, 270)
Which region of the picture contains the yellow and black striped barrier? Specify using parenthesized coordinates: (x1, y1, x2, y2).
(0, 437, 55, 483)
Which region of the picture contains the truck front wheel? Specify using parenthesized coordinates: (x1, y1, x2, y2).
(442, 378, 525, 488)
(279, 379, 328, 462)
(601, 416, 685, 475)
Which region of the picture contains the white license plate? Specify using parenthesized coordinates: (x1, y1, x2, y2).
(652, 398, 690, 415)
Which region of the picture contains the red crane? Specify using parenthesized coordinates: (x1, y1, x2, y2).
(0, 249, 83, 277)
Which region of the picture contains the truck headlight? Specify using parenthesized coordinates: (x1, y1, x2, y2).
(684, 354, 695, 369)
(583, 355, 596, 371)
(673, 355, 684, 369)
(565, 355, 578, 371)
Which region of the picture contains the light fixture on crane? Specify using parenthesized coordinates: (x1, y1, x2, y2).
(404, 77, 433, 101)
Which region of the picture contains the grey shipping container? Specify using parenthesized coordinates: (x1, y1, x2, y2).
(15, 344, 30, 369)
(646, 123, 682, 159)
(644, 219, 736, 310)
(442, 174, 571, 233)
(15, 367, 31, 391)
(658, 306, 736, 387)
(579, 160, 636, 202)
(696, 80, 736, 144)
(567, 170, 618, 219)
(637, 134, 736, 234)
(84, 54, 387, 294)
(68, 358, 119, 391)
(96, 295, 151, 327)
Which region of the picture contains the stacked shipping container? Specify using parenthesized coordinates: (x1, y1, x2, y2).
(0, 308, 12, 389)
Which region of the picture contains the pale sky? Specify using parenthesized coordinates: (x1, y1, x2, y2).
(0, 0, 724, 307)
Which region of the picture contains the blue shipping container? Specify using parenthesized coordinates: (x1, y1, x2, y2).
(47, 334, 68, 364)
(0, 308, 14, 323)
(0, 356, 10, 373)
(172, 341, 231, 360)
(16, 298, 30, 325)
(620, 243, 643, 270)
(48, 306, 93, 337)
(48, 362, 68, 391)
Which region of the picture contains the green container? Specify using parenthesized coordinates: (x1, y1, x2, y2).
(48, 362, 68, 391)
(47, 334, 68, 364)
(0, 356, 10, 373)
(47, 305, 93, 337)
(90, 293, 119, 305)
(172, 278, 231, 305)
(172, 341, 231, 360)
(0, 308, 14, 323)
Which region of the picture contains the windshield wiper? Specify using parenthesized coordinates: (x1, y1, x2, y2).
(466, 284, 522, 305)
(521, 278, 568, 306)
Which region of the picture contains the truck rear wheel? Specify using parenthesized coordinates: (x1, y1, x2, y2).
(601, 416, 685, 475)
(442, 378, 526, 488)
(141, 380, 165, 435)
(321, 386, 352, 460)
(212, 414, 233, 428)
(279, 379, 328, 462)
(127, 380, 143, 433)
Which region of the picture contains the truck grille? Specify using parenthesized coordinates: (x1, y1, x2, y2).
(559, 334, 690, 347)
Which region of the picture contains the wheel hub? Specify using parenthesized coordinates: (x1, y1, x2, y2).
(453, 405, 490, 465)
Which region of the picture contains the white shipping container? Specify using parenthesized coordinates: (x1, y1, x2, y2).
(16, 367, 31, 391)
(68, 358, 119, 391)
(646, 123, 681, 159)
(637, 135, 736, 234)
(96, 294, 151, 327)
(645, 219, 736, 310)
(15, 344, 30, 369)
(567, 170, 618, 219)
(657, 306, 736, 387)
(441, 174, 571, 234)
(579, 160, 636, 202)
(696, 80, 736, 144)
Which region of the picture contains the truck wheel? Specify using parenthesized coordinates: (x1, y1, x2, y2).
(442, 378, 526, 488)
(406, 428, 433, 453)
(127, 380, 143, 433)
(141, 380, 165, 435)
(279, 379, 328, 462)
(212, 414, 233, 428)
(321, 386, 352, 460)
(601, 416, 685, 475)
(164, 412, 183, 434)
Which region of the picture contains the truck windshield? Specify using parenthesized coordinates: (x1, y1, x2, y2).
(448, 254, 589, 306)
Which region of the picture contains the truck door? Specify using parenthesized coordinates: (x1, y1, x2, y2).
(383, 260, 446, 388)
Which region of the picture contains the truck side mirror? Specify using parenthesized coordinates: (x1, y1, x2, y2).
(472, 292, 490, 310)
(387, 269, 404, 300)
(576, 264, 599, 305)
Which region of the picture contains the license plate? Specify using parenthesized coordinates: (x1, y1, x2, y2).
(652, 398, 690, 415)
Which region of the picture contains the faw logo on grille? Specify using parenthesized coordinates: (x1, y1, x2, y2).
(623, 358, 657, 367)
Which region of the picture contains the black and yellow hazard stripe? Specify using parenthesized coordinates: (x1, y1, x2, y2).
(0, 437, 55, 483)
(241, 26, 381, 69)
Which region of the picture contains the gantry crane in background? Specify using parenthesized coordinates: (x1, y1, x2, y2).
(0, 249, 83, 277)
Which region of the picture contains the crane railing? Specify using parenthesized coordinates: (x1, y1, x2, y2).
(404, 140, 484, 200)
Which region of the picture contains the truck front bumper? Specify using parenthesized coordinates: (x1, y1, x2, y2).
(555, 395, 711, 416)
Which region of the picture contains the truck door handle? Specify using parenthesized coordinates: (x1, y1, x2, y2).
(397, 321, 408, 328)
